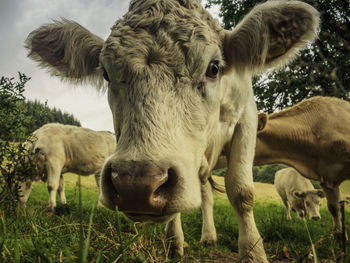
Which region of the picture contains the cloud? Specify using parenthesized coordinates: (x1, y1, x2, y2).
(1, 0, 129, 132)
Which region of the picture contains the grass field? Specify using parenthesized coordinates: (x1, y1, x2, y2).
(1, 173, 349, 262)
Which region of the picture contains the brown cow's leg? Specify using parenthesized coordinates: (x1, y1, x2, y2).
(321, 185, 342, 234)
(225, 107, 267, 263)
(165, 213, 184, 257)
(57, 174, 66, 204)
(200, 180, 217, 245)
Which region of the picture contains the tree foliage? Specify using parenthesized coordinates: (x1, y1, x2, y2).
(0, 73, 29, 141)
(253, 164, 287, 184)
(206, 0, 350, 112)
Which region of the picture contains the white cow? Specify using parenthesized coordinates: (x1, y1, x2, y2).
(25, 1, 319, 261)
(19, 123, 116, 212)
(275, 167, 325, 220)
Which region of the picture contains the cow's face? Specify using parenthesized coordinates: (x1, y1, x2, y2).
(18, 179, 33, 207)
(294, 190, 325, 220)
(25, 0, 319, 223)
(99, 1, 225, 222)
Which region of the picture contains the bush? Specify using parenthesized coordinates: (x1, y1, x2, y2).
(0, 140, 38, 215)
(0, 74, 38, 214)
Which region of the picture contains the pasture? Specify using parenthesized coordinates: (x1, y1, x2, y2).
(1, 174, 349, 262)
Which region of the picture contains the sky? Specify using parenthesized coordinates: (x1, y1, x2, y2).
(0, 0, 219, 132)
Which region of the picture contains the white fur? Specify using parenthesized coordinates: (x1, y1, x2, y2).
(275, 168, 324, 220)
(20, 123, 116, 212)
(25, 1, 319, 261)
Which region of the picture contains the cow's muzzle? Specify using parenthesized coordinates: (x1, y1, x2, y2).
(102, 160, 179, 219)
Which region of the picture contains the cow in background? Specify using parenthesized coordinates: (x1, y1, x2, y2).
(20, 123, 116, 213)
(255, 96, 350, 235)
(275, 167, 325, 220)
(25, 0, 319, 261)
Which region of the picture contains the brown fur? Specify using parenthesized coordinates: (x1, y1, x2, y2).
(255, 96, 350, 231)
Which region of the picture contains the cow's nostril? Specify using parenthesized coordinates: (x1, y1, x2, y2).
(312, 216, 320, 221)
(153, 167, 178, 201)
(109, 170, 121, 201)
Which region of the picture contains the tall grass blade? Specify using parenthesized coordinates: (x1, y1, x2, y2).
(303, 219, 317, 263)
(78, 174, 85, 263)
(114, 209, 125, 262)
(14, 206, 20, 263)
(95, 249, 103, 263)
(81, 201, 97, 263)
(0, 214, 6, 255)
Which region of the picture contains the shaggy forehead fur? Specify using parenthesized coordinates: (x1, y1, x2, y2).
(101, 0, 223, 85)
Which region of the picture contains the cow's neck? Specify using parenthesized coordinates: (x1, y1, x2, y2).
(254, 116, 319, 180)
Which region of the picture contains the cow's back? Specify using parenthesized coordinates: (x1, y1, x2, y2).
(275, 167, 314, 196)
(60, 125, 116, 175)
(263, 96, 350, 185)
(272, 97, 350, 156)
(29, 123, 116, 175)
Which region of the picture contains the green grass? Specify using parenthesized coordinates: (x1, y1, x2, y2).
(1, 175, 349, 262)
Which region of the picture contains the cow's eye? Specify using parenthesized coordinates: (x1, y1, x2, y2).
(103, 68, 110, 82)
(206, 60, 219, 78)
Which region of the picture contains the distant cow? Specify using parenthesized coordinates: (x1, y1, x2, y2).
(275, 167, 324, 220)
(19, 123, 116, 213)
(25, 0, 319, 261)
(255, 96, 350, 235)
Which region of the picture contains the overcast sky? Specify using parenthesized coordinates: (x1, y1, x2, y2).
(0, 0, 219, 132)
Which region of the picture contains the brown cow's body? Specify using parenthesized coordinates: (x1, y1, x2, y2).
(255, 96, 350, 232)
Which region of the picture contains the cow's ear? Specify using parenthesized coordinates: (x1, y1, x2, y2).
(222, 1, 319, 73)
(257, 112, 268, 132)
(25, 19, 104, 87)
(294, 191, 305, 199)
(316, 190, 325, 198)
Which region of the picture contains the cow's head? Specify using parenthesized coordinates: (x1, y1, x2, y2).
(294, 190, 325, 220)
(26, 0, 319, 223)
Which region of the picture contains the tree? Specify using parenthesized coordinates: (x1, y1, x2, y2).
(206, 0, 350, 112)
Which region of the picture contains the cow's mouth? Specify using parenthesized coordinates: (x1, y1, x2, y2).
(123, 212, 176, 223)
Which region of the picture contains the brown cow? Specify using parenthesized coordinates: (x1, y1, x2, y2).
(25, 1, 319, 261)
(255, 96, 350, 235)
(19, 123, 116, 212)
